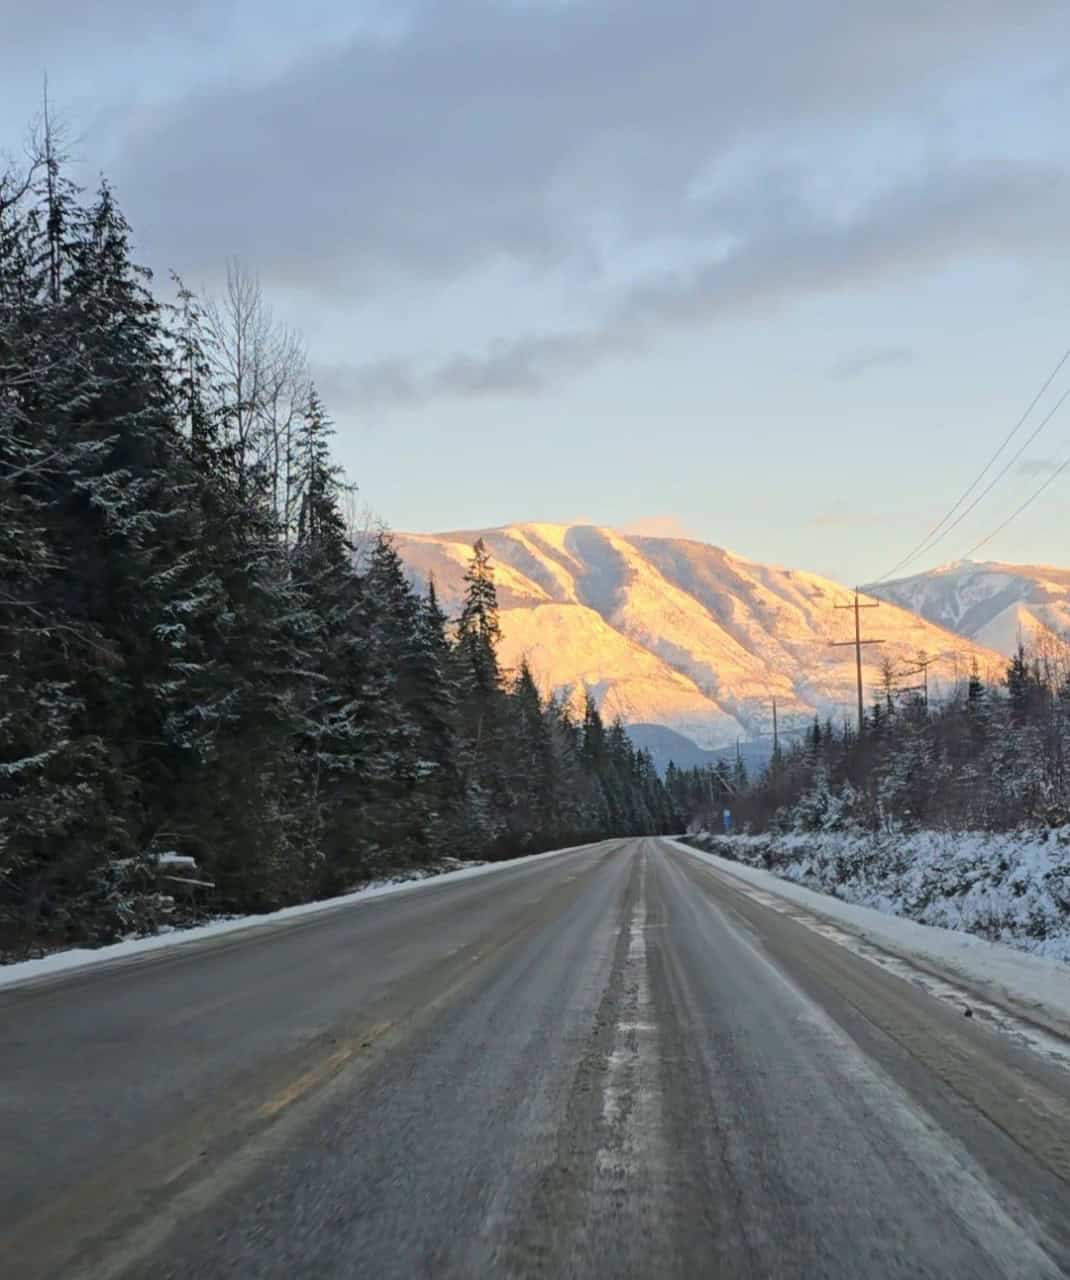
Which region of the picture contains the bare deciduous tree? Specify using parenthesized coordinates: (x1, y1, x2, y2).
(203, 259, 309, 535)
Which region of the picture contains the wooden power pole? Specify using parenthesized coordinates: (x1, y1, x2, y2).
(831, 590, 884, 736)
(760, 695, 805, 763)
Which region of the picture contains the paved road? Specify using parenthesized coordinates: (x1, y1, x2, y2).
(3, 838, 1069, 1278)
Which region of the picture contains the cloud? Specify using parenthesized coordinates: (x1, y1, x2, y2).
(313, 323, 644, 409)
(12, 0, 1059, 415)
(619, 515, 700, 540)
(1, 0, 230, 59)
(109, 0, 1068, 296)
(828, 346, 915, 381)
(316, 160, 1070, 410)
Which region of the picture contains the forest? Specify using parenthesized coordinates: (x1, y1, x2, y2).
(0, 129, 678, 956)
(667, 639, 1070, 837)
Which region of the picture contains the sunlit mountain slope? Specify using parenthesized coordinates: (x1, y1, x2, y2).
(391, 525, 1006, 749)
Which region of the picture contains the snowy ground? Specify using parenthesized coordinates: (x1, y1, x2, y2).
(686, 828, 1070, 962)
(670, 837, 1070, 1039)
(0, 844, 598, 991)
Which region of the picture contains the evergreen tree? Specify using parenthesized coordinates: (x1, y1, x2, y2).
(453, 539, 508, 848)
(0, 128, 704, 952)
(0, 155, 104, 944)
(502, 660, 553, 847)
(455, 538, 503, 710)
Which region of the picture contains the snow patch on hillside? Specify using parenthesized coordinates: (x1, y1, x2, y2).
(872, 561, 1070, 657)
(497, 603, 739, 747)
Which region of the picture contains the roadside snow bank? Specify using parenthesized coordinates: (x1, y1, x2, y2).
(0, 841, 601, 991)
(686, 828, 1070, 964)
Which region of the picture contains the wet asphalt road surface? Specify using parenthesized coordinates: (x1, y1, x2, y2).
(3, 837, 1069, 1278)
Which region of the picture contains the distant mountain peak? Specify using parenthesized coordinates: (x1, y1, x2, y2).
(869, 560, 1070, 656)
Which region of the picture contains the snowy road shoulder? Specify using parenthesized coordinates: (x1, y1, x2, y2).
(0, 841, 605, 993)
(666, 838, 1070, 1053)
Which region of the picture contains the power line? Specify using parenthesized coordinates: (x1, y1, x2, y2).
(830, 591, 884, 735)
(879, 345, 1070, 580)
(878, 344, 1070, 582)
(959, 450, 1070, 560)
(900, 385, 1070, 568)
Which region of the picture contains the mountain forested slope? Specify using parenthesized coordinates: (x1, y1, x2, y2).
(390, 525, 1005, 748)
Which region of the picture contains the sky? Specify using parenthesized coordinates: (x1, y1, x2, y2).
(2, 0, 1069, 585)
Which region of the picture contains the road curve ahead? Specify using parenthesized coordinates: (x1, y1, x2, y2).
(3, 838, 1069, 1279)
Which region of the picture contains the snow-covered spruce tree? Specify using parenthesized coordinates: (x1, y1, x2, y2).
(453, 537, 509, 852)
(606, 717, 645, 832)
(578, 692, 611, 835)
(416, 575, 463, 829)
(43, 181, 247, 933)
(2, 124, 689, 950)
(501, 659, 554, 850)
(636, 744, 676, 834)
(288, 389, 378, 890)
(0, 153, 109, 948)
(543, 691, 588, 845)
(359, 530, 451, 866)
(0, 161, 230, 943)
(0, 169, 133, 944)
(287, 396, 429, 890)
(154, 287, 321, 911)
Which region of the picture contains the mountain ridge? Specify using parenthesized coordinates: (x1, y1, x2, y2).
(867, 559, 1070, 656)
(387, 523, 1008, 750)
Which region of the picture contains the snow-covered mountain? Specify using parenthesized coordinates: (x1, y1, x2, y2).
(388, 524, 1004, 751)
(867, 561, 1070, 657)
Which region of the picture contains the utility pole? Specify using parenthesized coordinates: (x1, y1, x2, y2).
(706, 764, 715, 826)
(831, 590, 884, 737)
(760, 698, 781, 761)
(760, 696, 804, 765)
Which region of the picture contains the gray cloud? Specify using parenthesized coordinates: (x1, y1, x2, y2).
(314, 324, 644, 410)
(625, 164, 1070, 326)
(111, 0, 1069, 295)
(11, 0, 1058, 413)
(828, 346, 915, 381)
(2, 0, 230, 60)
(316, 161, 1070, 410)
